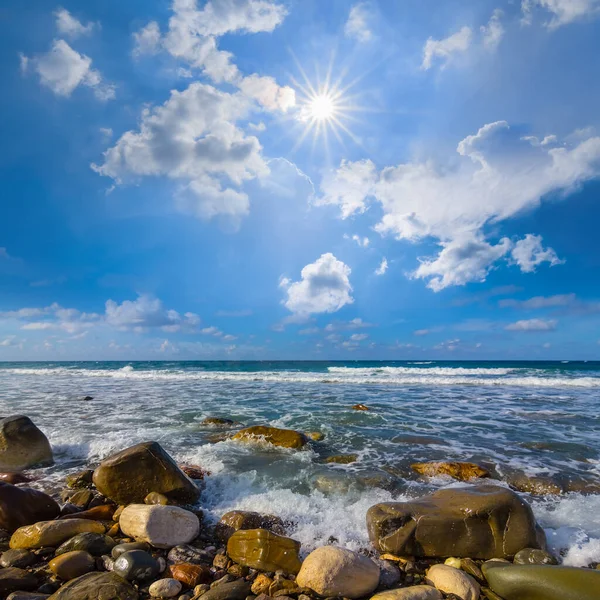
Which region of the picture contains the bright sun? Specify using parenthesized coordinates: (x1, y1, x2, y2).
(309, 94, 335, 121)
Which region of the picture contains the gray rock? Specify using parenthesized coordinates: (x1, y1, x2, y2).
(377, 559, 402, 588)
(167, 544, 211, 565)
(0, 416, 53, 471)
(7, 593, 50, 600)
(113, 550, 160, 582)
(111, 542, 150, 559)
(0, 567, 38, 595)
(513, 548, 558, 566)
(0, 549, 36, 568)
(199, 580, 252, 600)
(47, 571, 137, 600)
(55, 533, 116, 557)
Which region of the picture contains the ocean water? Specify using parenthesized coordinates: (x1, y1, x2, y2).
(1, 360, 599, 566)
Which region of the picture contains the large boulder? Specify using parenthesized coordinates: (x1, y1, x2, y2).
(0, 482, 60, 532)
(367, 485, 545, 559)
(119, 504, 200, 549)
(48, 571, 138, 600)
(0, 416, 53, 472)
(482, 562, 600, 600)
(296, 546, 380, 599)
(411, 462, 489, 481)
(227, 529, 302, 574)
(92, 441, 199, 505)
(232, 426, 308, 449)
(10, 519, 105, 550)
(216, 510, 285, 541)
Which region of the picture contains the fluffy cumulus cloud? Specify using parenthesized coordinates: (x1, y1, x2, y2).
(522, 0, 600, 29)
(344, 3, 373, 43)
(422, 26, 472, 70)
(54, 8, 96, 39)
(0, 303, 100, 334)
(505, 318, 558, 331)
(319, 121, 600, 290)
(93, 83, 268, 220)
(132, 0, 294, 110)
(21, 40, 114, 100)
(281, 253, 354, 315)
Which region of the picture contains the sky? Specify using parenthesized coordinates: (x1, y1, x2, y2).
(1, 0, 600, 361)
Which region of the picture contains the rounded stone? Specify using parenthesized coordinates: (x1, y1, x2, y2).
(0, 549, 36, 568)
(371, 587, 443, 600)
(0, 482, 60, 532)
(113, 549, 160, 582)
(111, 542, 151, 559)
(513, 548, 558, 566)
(55, 533, 116, 557)
(46, 571, 138, 600)
(232, 426, 308, 449)
(167, 545, 209, 565)
(169, 563, 212, 588)
(10, 519, 106, 550)
(0, 416, 53, 472)
(150, 578, 183, 598)
(295, 546, 380, 599)
(49, 551, 95, 580)
(425, 565, 480, 600)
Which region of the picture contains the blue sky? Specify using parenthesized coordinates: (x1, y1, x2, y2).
(1, 0, 600, 360)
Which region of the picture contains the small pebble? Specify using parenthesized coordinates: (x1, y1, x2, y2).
(149, 578, 182, 598)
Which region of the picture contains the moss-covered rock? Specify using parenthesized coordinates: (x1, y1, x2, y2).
(232, 426, 308, 449)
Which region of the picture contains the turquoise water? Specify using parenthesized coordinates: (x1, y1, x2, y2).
(0, 360, 599, 565)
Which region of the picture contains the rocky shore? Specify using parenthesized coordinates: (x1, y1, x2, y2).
(0, 414, 599, 600)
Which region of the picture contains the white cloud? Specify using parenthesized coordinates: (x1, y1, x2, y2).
(133, 21, 162, 57)
(324, 318, 372, 332)
(159, 339, 179, 353)
(0, 302, 100, 334)
(21, 39, 114, 100)
(350, 333, 368, 341)
(481, 9, 505, 50)
(54, 8, 96, 39)
(522, 0, 600, 29)
(238, 74, 296, 112)
(344, 234, 370, 247)
(511, 234, 564, 273)
(22, 322, 55, 330)
(344, 3, 373, 43)
(93, 82, 267, 220)
(375, 257, 388, 276)
(0, 336, 18, 347)
(505, 318, 557, 331)
(281, 253, 354, 316)
(422, 26, 472, 70)
(499, 294, 576, 309)
(320, 122, 600, 290)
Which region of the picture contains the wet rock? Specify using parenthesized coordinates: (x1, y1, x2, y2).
(0, 548, 36, 568)
(49, 551, 95, 580)
(194, 583, 211, 596)
(145, 492, 170, 505)
(371, 587, 442, 600)
(111, 542, 151, 559)
(119, 504, 200, 549)
(150, 578, 182, 598)
(10, 519, 106, 550)
(352, 404, 369, 411)
(202, 418, 234, 426)
(60, 505, 116, 522)
(227, 529, 301, 574)
(7, 593, 51, 600)
(113, 549, 160, 582)
(296, 546, 379, 599)
(501, 469, 563, 496)
(425, 565, 480, 600)
(251, 574, 272, 595)
(411, 462, 489, 481)
(197, 580, 251, 600)
(459, 558, 484, 583)
(0, 567, 38, 594)
(0, 482, 60, 532)
(216, 511, 285, 542)
(376, 560, 402, 588)
(311, 472, 358, 495)
(61, 489, 93, 509)
(169, 563, 212, 587)
(324, 455, 358, 464)
(390, 435, 447, 446)
(65, 470, 94, 490)
(513, 548, 558, 566)
(167, 545, 210, 565)
(47, 571, 138, 600)
(367, 485, 545, 559)
(55, 533, 116, 557)
(92, 441, 199, 505)
(179, 465, 210, 481)
(0, 416, 53, 472)
(305, 432, 325, 442)
(232, 427, 308, 450)
(482, 562, 600, 600)
(0, 473, 32, 485)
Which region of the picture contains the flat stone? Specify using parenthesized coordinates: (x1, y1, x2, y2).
(232, 427, 308, 450)
(0, 567, 38, 595)
(411, 462, 489, 481)
(47, 571, 138, 600)
(10, 519, 106, 550)
(197, 580, 251, 600)
(0, 416, 53, 472)
(367, 485, 545, 559)
(370, 587, 442, 600)
(296, 546, 380, 599)
(216, 511, 285, 542)
(168, 563, 212, 587)
(113, 549, 160, 582)
(60, 506, 116, 522)
(227, 529, 301, 574)
(49, 551, 95, 580)
(202, 418, 234, 426)
(167, 544, 211, 565)
(119, 504, 200, 549)
(0, 482, 60, 532)
(92, 441, 199, 505)
(0, 549, 36, 568)
(149, 578, 182, 598)
(7, 593, 50, 600)
(325, 455, 358, 464)
(482, 562, 600, 600)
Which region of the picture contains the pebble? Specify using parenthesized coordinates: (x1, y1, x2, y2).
(112, 549, 160, 582)
(168, 544, 209, 565)
(49, 551, 95, 580)
(149, 578, 183, 598)
(195, 583, 211, 596)
(0, 549, 36, 568)
(111, 541, 151, 559)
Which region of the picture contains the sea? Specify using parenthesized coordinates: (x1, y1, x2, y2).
(1, 360, 599, 566)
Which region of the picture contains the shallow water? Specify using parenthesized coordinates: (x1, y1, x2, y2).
(1, 360, 599, 566)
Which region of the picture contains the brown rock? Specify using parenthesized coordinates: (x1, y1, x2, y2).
(65, 470, 94, 489)
(305, 432, 325, 442)
(0, 416, 53, 472)
(0, 482, 60, 532)
(179, 465, 210, 480)
(10, 519, 106, 550)
(367, 485, 546, 559)
(202, 418, 234, 426)
(144, 492, 170, 505)
(232, 427, 308, 449)
(216, 511, 286, 542)
(60, 505, 116, 522)
(227, 529, 302, 574)
(0, 473, 32, 485)
(92, 441, 199, 505)
(62, 489, 93, 509)
(325, 455, 358, 464)
(251, 574, 273, 595)
(0, 567, 38, 595)
(352, 404, 369, 411)
(411, 462, 489, 481)
(169, 563, 212, 588)
(49, 551, 95, 580)
(47, 571, 138, 600)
